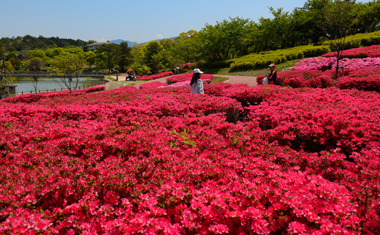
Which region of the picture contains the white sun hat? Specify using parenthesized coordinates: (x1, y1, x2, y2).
(193, 68, 204, 74)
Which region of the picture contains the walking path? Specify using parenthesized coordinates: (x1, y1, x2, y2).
(214, 75, 258, 87)
(105, 74, 258, 90)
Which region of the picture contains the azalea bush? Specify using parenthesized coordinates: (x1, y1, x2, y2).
(4, 85, 105, 103)
(336, 69, 380, 91)
(138, 71, 173, 81)
(0, 84, 380, 233)
(139, 81, 168, 89)
(293, 57, 380, 71)
(322, 45, 380, 58)
(182, 63, 192, 70)
(256, 70, 334, 88)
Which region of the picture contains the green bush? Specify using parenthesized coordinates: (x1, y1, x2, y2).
(322, 30, 380, 50)
(203, 60, 234, 69)
(229, 45, 330, 70)
(189, 60, 207, 70)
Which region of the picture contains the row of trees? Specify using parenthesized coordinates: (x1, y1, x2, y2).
(1, 0, 379, 81)
(168, 0, 380, 65)
(0, 35, 88, 52)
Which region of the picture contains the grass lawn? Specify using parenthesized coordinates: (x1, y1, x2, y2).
(117, 80, 148, 86)
(203, 58, 304, 76)
(211, 76, 229, 84)
(105, 76, 116, 81)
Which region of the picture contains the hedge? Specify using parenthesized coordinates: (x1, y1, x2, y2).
(229, 45, 330, 70)
(322, 30, 380, 50)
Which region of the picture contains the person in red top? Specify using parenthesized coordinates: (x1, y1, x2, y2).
(267, 63, 277, 85)
(126, 68, 135, 81)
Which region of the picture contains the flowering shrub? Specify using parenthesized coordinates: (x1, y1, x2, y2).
(5, 85, 105, 103)
(337, 73, 380, 91)
(182, 63, 191, 70)
(256, 70, 334, 88)
(138, 71, 173, 81)
(322, 45, 380, 58)
(259, 67, 380, 91)
(166, 73, 214, 85)
(139, 81, 168, 89)
(1, 83, 380, 233)
(293, 57, 380, 71)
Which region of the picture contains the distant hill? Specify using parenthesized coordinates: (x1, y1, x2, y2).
(0, 35, 87, 52)
(110, 37, 176, 47)
(110, 39, 136, 47)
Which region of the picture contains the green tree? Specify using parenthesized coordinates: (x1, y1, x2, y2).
(85, 51, 96, 70)
(171, 30, 200, 64)
(0, 41, 5, 76)
(352, 0, 380, 33)
(316, 0, 355, 78)
(199, 17, 250, 61)
(1, 61, 17, 91)
(28, 49, 46, 59)
(27, 57, 46, 93)
(143, 41, 164, 74)
(48, 53, 86, 92)
(291, 6, 325, 46)
(45, 48, 65, 58)
(160, 38, 176, 50)
(97, 43, 118, 73)
(129, 43, 150, 76)
(114, 41, 132, 72)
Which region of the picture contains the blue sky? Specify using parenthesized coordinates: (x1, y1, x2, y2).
(0, 0, 372, 43)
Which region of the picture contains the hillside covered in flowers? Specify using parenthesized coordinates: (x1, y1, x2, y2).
(0, 75, 380, 234)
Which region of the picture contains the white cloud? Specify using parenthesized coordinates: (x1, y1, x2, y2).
(156, 34, 164, 39)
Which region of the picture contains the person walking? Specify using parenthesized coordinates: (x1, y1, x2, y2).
(267, 63, 277, 85)
(190, 68, 204, 94)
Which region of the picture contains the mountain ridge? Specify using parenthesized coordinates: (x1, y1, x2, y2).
(110, 37, 176, 47)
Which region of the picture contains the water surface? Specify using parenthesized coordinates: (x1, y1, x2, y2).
(14, 77, 103, 95)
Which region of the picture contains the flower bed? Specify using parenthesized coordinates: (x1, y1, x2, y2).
(182, 63, 192, 70)
(166, 73, 214, 85)
(256, 70, 334, 88)
(322, 45, 380, 58)
(138, 71, 173, 81)
(0, 84, 380, 233)
(139, 81, 168, 89)
(292, 57, 380, 71)
(336, 69, 380, 91)
(5, 85, 105, 103)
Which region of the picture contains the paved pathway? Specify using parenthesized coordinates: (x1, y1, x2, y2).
(107, 74, 258, 90)
(213, 75, 258, 87)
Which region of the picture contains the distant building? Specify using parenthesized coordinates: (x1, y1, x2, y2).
(84, 41, 110, 50)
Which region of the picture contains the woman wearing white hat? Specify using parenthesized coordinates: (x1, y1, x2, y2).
(190, 68, 204, 94)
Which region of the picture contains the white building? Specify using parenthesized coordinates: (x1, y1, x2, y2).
(84, 41, 110, 50)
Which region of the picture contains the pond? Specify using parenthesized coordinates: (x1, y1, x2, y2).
(13, 77, 104, 96)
